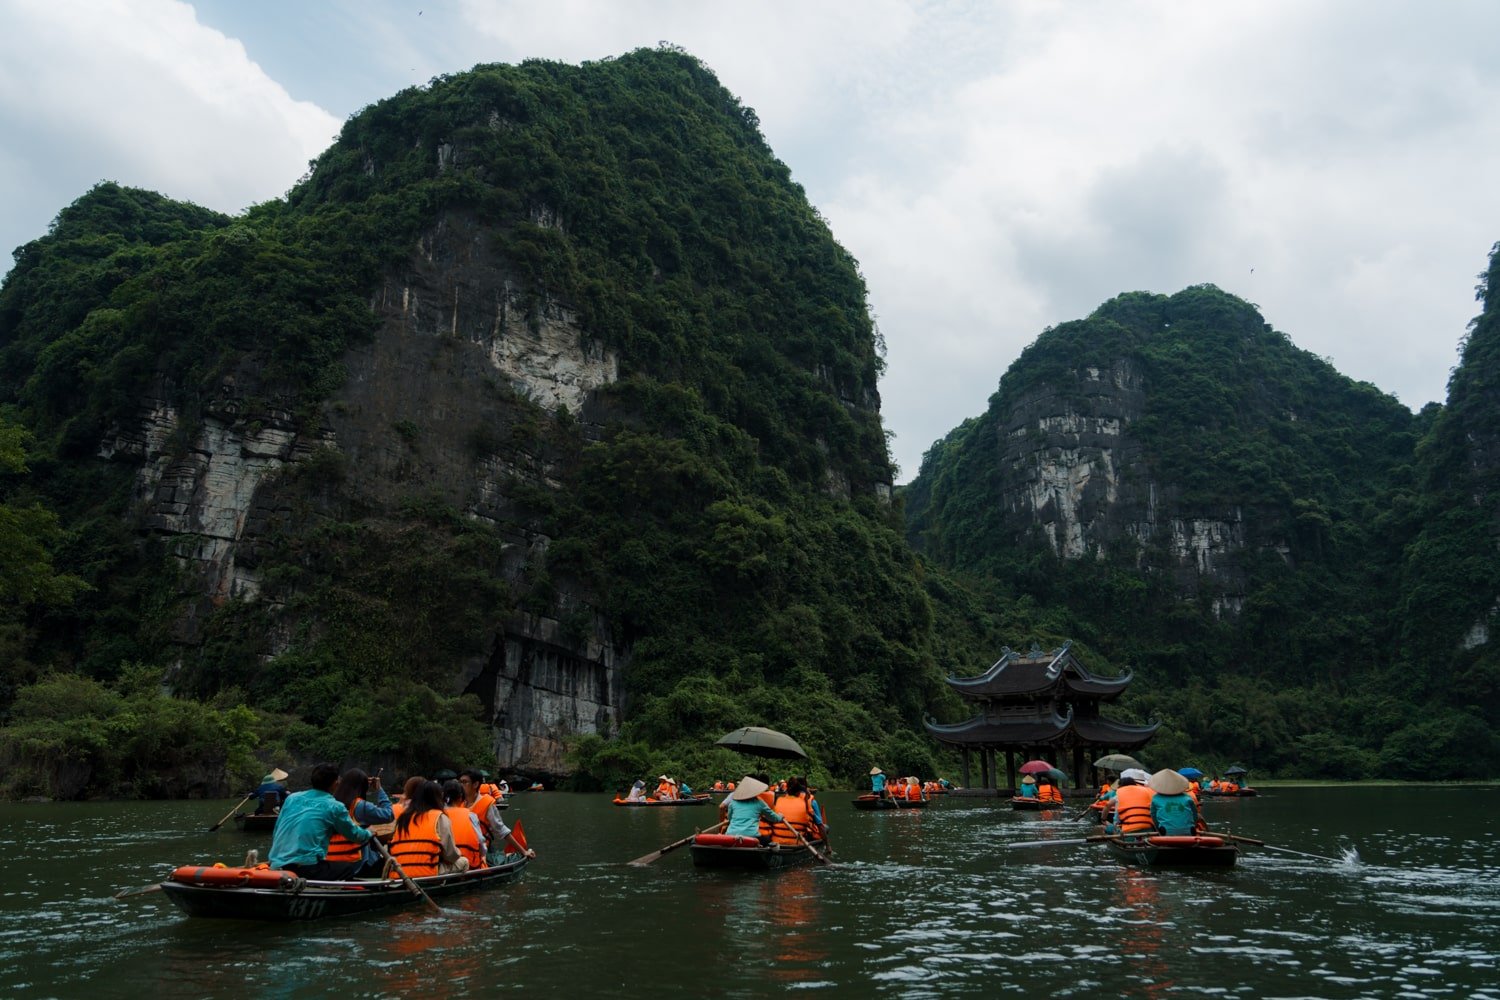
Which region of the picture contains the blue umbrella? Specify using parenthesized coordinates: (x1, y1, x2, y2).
(1178, 766, 1204, 779)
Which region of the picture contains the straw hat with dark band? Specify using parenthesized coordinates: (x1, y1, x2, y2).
(731, 776, 769, 801)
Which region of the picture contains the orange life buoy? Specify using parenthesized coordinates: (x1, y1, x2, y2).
(169, 865, 300, 889)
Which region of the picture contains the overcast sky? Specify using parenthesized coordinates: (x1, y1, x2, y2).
(3, 1, 1498, 481)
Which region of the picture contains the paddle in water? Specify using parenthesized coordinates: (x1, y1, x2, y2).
(1008, 834, 1118, 849)
(370, 837, 443, 914)
(1214, 832, 1351, 865)
(778, 821, 833, 865)
(205, 793, 255, 832)
(629, 820, 727, 866)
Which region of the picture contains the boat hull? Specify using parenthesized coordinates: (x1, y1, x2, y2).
(852, 795, 928, 810)
(1010, 797, 1063, 811)
(232, 813, 278, 833)
(612, 796, 713, 807)
(1106, 835, 1238, 869)
(159, 856, 530, 921)
(1202, 788, 1259, 797)
(689, 841, 828, 870)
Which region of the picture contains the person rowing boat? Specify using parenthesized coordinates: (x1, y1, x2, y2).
(268, 762, 375, 881)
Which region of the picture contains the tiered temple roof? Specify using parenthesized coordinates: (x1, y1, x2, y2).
(924, 641, 1158, 790)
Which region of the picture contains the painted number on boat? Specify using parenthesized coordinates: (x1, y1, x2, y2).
(288, 897, 327, 919)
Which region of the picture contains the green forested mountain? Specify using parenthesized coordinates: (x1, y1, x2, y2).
(906, 278, 1500, 779)
(0, 48, 959, 797)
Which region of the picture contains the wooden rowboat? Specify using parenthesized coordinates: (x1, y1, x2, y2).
(612, 795, 713, 807)
(853, 794, 928, 810)
(688, 833, 829, 870)
(159, 855, 530, 920)
(1106, 833, 1238, 868)
(1201, 788, 1259, 797)
(1010, 796, 1063, 811)
(232, 813, 278, 832)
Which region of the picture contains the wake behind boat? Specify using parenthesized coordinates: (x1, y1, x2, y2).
(158, 855, 531, 920)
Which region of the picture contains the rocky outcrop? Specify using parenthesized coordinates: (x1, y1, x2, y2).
(101, 210, 628, 773)
(998, 360, 1250, 601)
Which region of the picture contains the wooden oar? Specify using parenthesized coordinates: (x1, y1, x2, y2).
(206, 793, 255, 832)
(1213, 832, 1347, 864)
(779, 821, 833, 866)
(113, 882, 164, 899)
(369, 836, 442, 914)
(1009, 834, 1118, 849)
(628, 820, 727, 866)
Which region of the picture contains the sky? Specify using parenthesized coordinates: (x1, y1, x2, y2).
(3, 1, 1499, 482)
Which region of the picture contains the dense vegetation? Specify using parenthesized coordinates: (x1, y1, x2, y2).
(0, 48, 959, 798)
(2, 46, 1495, 796)
(906, 278, 1500, 779)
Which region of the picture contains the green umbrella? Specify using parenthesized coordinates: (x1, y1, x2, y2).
(714, 726, 808, 760)
(1093, 754, 1143, 772)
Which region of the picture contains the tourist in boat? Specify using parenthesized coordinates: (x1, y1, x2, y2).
(249, 769, 289, 815)
(442, 779, 489, 869)
(1036, 776, 1063, 804)
(1147, 769, 1200, 835)
(268, 762, 375, 881)
(479, 772, 505, 803)
(655, 775, 678, 800)
(322, 767, 395, 878)
(1106, 768, 1156, 835)
(392, 775, 425, 819)
(387, 780, 468, 877)
(624, 779, 648, 803)
(724, 776, 783, 843)
(1018, 775, 1038, 797)
(769, 776, 823, 846)
(459, 769, 535, 863)
(869, 767, 887, 799)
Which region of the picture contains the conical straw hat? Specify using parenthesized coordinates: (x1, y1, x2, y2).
(732, 776, 769, 801)
(1148, 768, 1190, 794)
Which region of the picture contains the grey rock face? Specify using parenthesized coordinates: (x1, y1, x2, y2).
(106, 210, 626, 776)
(997, 360, 1250, 602)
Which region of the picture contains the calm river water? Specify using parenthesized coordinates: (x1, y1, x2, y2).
(1, 786, 1496, 998)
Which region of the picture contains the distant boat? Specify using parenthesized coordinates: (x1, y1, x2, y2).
(852, 794, 928, 810)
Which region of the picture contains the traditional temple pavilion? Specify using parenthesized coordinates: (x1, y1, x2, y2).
(925, 641, 1157, 793)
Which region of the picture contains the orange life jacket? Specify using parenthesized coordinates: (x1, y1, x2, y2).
(322, 797, 366, 864)
(391, 799, 409, 820)
(1038, 784, 1063, 803)
(480, 782, 504, 801)
(1186, 783, 1200, 803)
(1113, 784, 1155, 832)
(469, 792, 496, 828)
(770, 793, 817, 846)
(443, 805, 486, 868)
(656, 782, 675, 799)
(388, 808, 444, 878)
(1222, 781, 1239, 792)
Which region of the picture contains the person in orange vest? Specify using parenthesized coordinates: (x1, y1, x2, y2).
(391, 775, 425, 820)
(320, 767, 394, 877)
(655, 775, 678, 800)
(1107, 769, 1156, 834)
(441, 779, 489, 869)
(387, 780, 467, 877)
(1036, 776, 1064, 804)
(267, 762, 375, 880)
(478, 772, 505, 803)
(769, 775, 824, 846)
(459, 768, 535, 864)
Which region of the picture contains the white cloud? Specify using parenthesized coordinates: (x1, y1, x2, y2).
(0, 0, 339, 250)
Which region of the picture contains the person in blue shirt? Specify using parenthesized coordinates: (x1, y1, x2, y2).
(1018, 775, 1038, 798)
(268, 762, 375, 880)
(869, 767, 887, 798)
(1147, 769, 1200, 835)
(721, 776, 783, 843)
(331, 768, 395, 877)
(248, 769, 289, 814)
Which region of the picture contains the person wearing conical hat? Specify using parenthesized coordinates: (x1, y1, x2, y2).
(1147, 768, 1200, 836)
(869, 767, 887, 799)
(250, 767, 290, 815)
(1018, 774, 1038, 798)
(655, 775, 677, 801)
(721, 776, 783, 843)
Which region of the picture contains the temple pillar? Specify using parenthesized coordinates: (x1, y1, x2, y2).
(961, 749, 971, 788)
(980, 750, 991, 790)
(1006, 750, 1016, 791)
